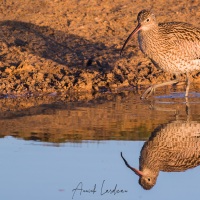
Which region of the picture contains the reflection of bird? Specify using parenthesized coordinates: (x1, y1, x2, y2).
(121, 120, 200, 189)
(120, 10, 200, 98)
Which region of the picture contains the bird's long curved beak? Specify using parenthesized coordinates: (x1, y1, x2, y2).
(120, 23, 141, 56)
(121, 152, 144, 177)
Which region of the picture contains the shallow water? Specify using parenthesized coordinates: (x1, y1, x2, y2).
(1, 89, 200, 200)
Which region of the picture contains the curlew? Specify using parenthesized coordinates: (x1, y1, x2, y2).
(120, 10, 200, 98)
(121, 120, 200, 189)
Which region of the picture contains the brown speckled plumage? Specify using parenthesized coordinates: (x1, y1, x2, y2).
(121, 10, 200, 98)
(121, 120, 200, 190)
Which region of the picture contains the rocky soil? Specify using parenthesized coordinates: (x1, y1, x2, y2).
(0, 0, 200, 95)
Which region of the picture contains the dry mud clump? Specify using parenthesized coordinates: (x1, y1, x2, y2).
(0, 0, 200, 95)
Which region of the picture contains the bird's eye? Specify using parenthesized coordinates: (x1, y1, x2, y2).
(146, 18, 150, 22)
(147, 178, 151, 182)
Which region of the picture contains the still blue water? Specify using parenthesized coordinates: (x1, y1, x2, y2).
(0, 137, 200, 200)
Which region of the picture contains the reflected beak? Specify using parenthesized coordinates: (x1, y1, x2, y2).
(120, 23, 141, 56)
(121, 152, 144, 177)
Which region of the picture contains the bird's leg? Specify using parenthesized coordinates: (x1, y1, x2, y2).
(185, 97, 191, 121)
(185, 72, 190, 97)
(185, 72, 191, 116)
(141, 79, 179, 99)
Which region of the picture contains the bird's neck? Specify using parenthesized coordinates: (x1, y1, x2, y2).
(138, 26, 160, 55)
(141, 23, 160, 35)
(141, 168, 159, 177)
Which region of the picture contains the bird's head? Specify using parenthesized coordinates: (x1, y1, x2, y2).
(137, 10, 157, 31)
(121, 152, 158, 190)
(138, 169, 157, 190)
(120, 9, 157, 55)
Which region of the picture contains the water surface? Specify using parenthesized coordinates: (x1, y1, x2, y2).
(1, 89, 200, 200)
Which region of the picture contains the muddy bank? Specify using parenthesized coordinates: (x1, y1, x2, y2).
(0, 1, 200, 95)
